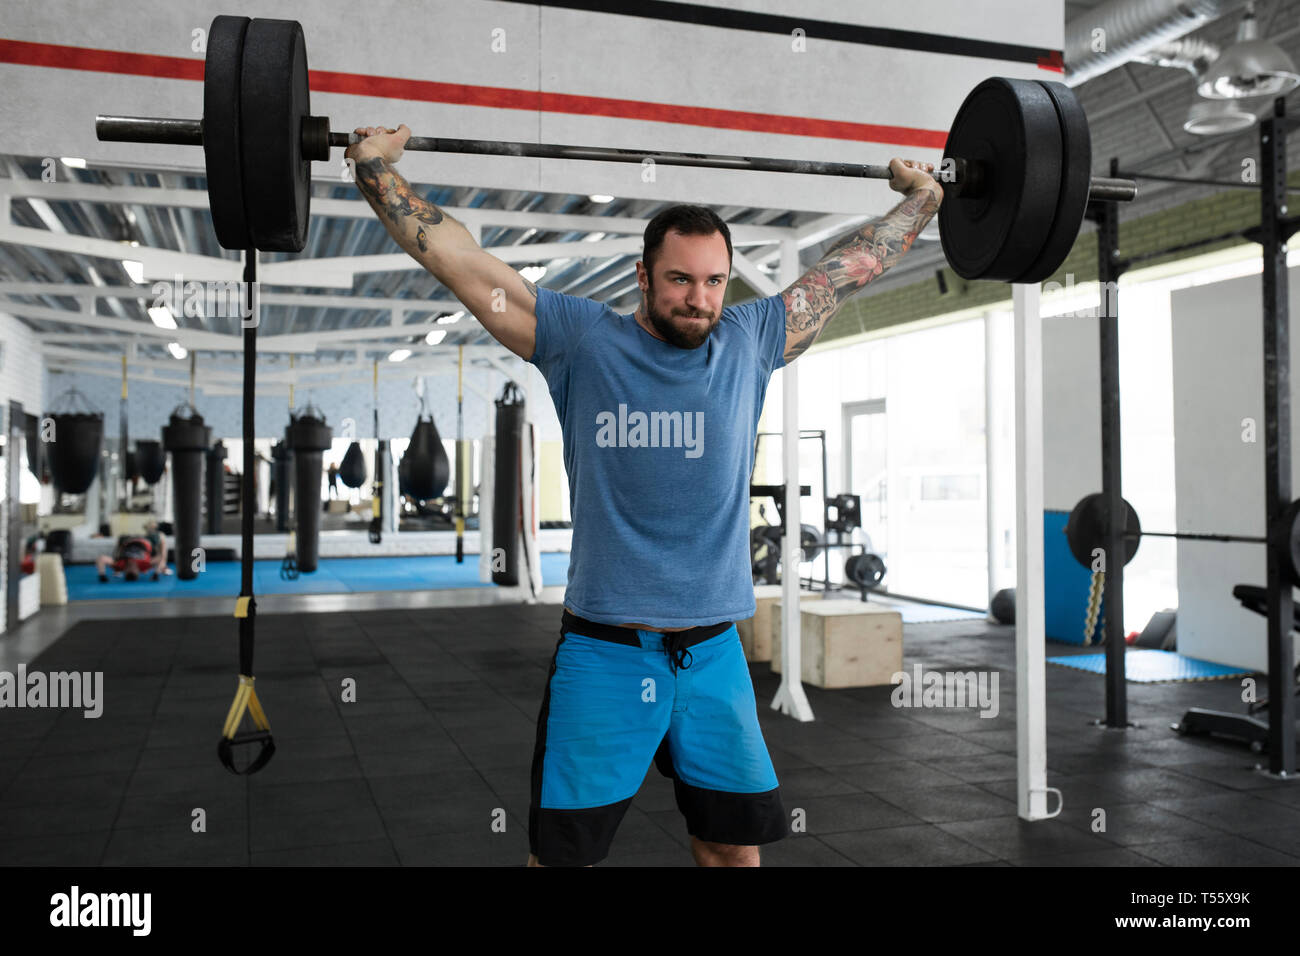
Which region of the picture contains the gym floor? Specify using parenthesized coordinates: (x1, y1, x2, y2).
(3, 592, 1294, 867)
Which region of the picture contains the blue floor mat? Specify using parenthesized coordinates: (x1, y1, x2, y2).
(1047, 648, 1254, 683)
(65, 552, 571, 601)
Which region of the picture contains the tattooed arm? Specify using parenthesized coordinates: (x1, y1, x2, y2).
(781, 159, 942, 363)
(347, 125, 540, 360)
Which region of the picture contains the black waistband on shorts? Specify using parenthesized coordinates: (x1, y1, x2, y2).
(560, 610, 732, 649)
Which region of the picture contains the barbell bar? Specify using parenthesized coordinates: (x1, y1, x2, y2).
(1065, 492, 1300, 586)
(94, 114, 1139, 202)
(92, 15, 1138, 281)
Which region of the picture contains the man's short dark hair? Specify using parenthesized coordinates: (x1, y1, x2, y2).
(642, 204, 733, 278)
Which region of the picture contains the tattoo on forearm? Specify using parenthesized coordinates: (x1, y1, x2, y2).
(782, 185, 940, 361)
(416, 228, 428, 253)
(354, 157, 445, 240)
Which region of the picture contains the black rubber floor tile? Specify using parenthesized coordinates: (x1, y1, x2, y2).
(394, 829, 533, 866)
(829, 760, 969, 791)
(1162, 759, 1289, 791)
(956, 729, 1019, 753)
(1129, 834, 1300, 866)
(1146, 791, 1300, 836)
(356, 748, 474, 779)
(18, 746, 143, 780)
(379, 787, 503, 837)
(767, 746, 817, 772)
(367, 769, 496, 806)
(1071, 801, 1229, 846)
(132, 744, 226, 774)
(921, 752, 1019, 784)
(873, 784, 1020, 823)
(820, 824, 1000, 866)
(756, 835, 857, 866)
(252, 838, 399, 866)
(241, 753, 366, 786)
(1011, 847, 1163, 866)
(114, 787, 246, 830)
(772, 765, 863, 799)
(0, 802, 121, 839)
(873, 733, 998, 760)
(333, 696, 430, 718)
(250, 803, 389, 853)
(936, 816, 1106, 861)
(102, 823, 248, 866)
(1067, 767, 1235, 803)
(1, 771, 133, 810)
(457, 739, 532, 771)
(249, 776, 374, 816)
(793, 792, 923, 834)
(0, 830, 111, 866)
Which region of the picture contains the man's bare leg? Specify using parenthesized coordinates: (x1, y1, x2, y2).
(690, 836, 759, 867)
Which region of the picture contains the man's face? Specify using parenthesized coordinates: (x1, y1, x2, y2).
(636, 229, 729, 350)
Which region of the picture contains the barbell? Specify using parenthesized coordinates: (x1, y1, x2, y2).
(94, 15, 1137, 282)
(1064, 492, 1300, 586)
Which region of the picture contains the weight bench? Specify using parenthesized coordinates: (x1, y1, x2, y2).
(1172, 584, 1300, 753)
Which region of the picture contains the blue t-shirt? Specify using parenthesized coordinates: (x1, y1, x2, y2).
(529, 287, 787, 628)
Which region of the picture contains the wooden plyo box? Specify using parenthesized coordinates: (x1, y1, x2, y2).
(737, 586, 822, 663)
(772, 600, 903, 689)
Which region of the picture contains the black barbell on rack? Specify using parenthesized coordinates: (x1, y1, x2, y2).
(94, 15, 1137, 281)
(1065, 492, 1300, 586)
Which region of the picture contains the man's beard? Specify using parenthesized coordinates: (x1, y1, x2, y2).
(644, 283, 719, 350)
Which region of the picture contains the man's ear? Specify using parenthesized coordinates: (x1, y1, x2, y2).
(635, 260, 649, 292)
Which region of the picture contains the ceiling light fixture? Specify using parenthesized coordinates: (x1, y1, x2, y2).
(1197, 1, 1299, 99)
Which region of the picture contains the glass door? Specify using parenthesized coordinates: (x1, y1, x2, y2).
(843, 399, 887, 564)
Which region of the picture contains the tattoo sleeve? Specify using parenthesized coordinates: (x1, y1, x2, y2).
(353, 156, 470, 262)
(781, 184, 941, 363)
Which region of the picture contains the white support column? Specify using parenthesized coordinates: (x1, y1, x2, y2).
(985, 309, 1012, 613)
(1013, 283, 1057, 821)
(770, 237, 813, 722)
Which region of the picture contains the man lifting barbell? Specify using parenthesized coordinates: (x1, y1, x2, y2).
(347, 124, 941, 867)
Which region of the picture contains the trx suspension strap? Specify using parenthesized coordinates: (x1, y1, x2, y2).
(219, 249, 275, 775)
(369, 360, 383, 544)
(119, 354, 129, 511)
(455, 346, 465, 563)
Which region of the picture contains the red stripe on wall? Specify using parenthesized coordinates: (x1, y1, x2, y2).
(0, 37, 947, 148)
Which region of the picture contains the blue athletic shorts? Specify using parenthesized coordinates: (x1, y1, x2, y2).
(528, 610, 787, 866)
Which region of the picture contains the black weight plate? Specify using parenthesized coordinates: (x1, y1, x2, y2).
(203, 15, 251, 250)
(1064, 492, 1141, 570)
(1272, 498, 1300, 587)
(1015, 80, 1092, 283)
(240, 19, 311, 252)
(939, 77, 1063, 282)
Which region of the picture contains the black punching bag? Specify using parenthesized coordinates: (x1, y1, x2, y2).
(272, 439, 293, 532)
(339, 440, 367, 489)
(403, 416, 450, 501)
(48, 410, 103, 495)
(287, 412, 332, 573)
(135, 439, 166, 485)
(162, 408, 212, 580)
(492, 382, 526, 586)
(205, 441, 227, 535)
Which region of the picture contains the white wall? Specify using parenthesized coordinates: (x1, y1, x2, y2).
(1171, 264, 1300, 671)
(0, 311, 46, 633)
(0, 0, 1063, 214)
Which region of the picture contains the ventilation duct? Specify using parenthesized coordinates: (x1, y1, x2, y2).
(1065, 0, 1244, 87)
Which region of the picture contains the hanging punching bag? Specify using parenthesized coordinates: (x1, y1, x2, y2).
(338, 441, 367, 489)
(47, 410, 103, 495)
(205, 441, 227, 535)
(271, 439, 293, 532)
(135, 439, 166, 485)
(287, 411, 332, 573)
(162, 407, 212, 580)
(402, 415, 450, 501)
(492, 382, 526, 586)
